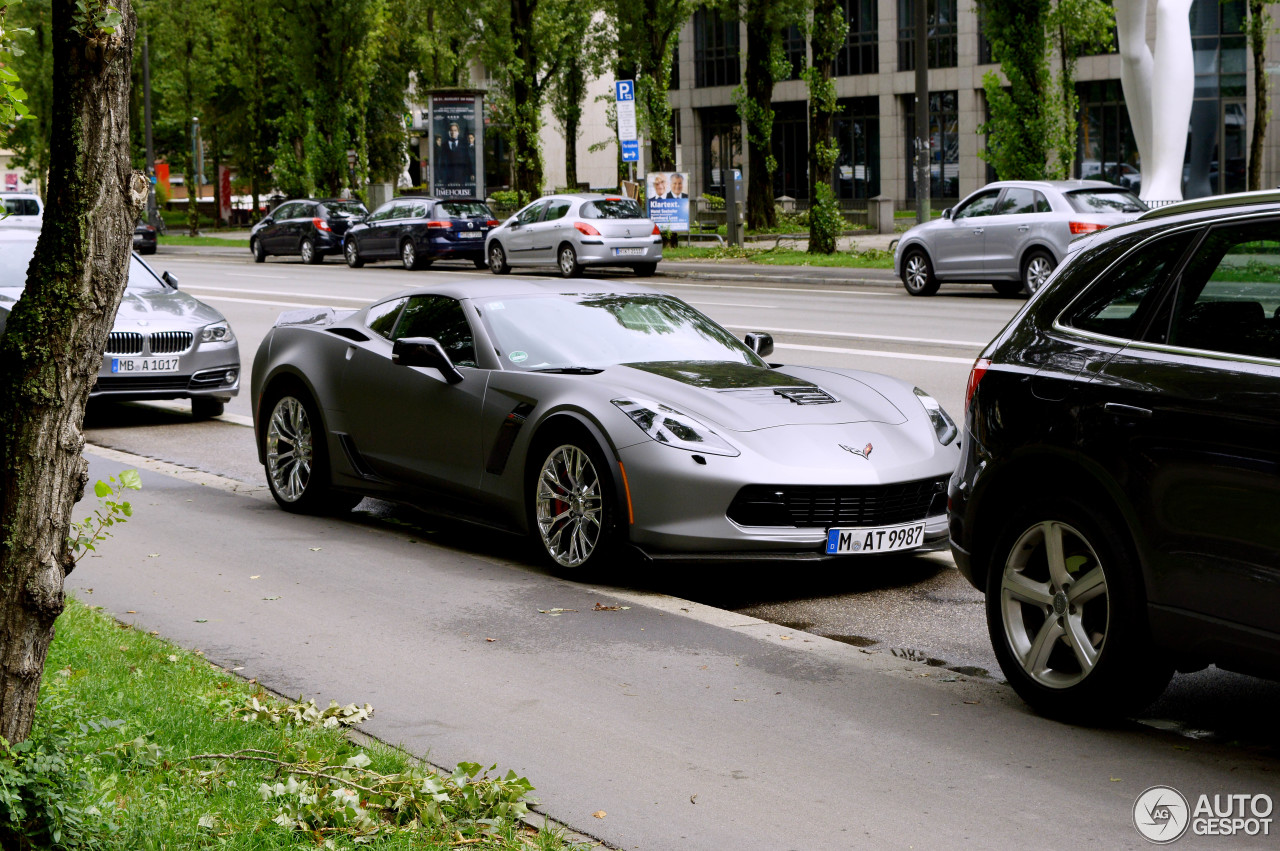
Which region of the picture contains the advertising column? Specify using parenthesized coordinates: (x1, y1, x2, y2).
(429, 93, 485, 199)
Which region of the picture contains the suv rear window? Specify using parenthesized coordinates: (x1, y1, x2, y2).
(1065, 189, 1145, 215)
(581, 199, 643, 219)
(3, 198, 39, 216)
(437, 202, 493, 220)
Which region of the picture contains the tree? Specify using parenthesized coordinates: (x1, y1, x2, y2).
(550, 1, 609, 189)
(607, 0, 695, 172)
(1247, 1, 1273, 190)
(1045, 0, 1113, 179)
(977, 0, 1053, 180)
(734, 0, 802, 229)
(0, 0, 148, 746)
(805, 0, 846, 254)
(3, 0, 53, 196)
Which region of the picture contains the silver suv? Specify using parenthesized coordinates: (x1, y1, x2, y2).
(894, 180, 1146, 297)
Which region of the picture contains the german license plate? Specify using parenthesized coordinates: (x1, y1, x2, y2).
(111, 357, 181, 373)
(458, 231, 483, 239)
(613, 247, 643, 256)
(826, 522, 926, 555)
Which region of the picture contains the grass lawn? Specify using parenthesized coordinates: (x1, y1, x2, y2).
(159, 234, 252, 249)
(663, 244, 895, 269)
(5, 598, 582, 850)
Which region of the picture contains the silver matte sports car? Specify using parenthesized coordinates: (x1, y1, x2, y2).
(0, 230, 240, 418)
(250, 279, 960, 570)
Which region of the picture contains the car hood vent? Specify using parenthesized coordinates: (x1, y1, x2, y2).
(716, 386, 838, 405)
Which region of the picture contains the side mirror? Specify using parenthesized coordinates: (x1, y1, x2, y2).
(392, 336, 464, 384)
(261, 216, 273, 225)
(942, 208, 953, 220)
(507, 217, 519, 228)
(744, 332, 774, 358)
(162, 271, 179, 289)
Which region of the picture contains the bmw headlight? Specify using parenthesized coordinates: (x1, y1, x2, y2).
(200, 321, 235, 344)
(611, 397, 739, 457)
(914, 388, 957, 446)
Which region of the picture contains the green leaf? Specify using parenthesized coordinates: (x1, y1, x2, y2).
(93, 480, 111, 498)
(120, 469, 142, 490)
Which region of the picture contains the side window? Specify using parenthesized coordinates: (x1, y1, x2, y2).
(1065, 234, 1187, 340)
(954, 191, 1000, 220)
(995, 188, 1036, 215)
(1034, 192, 1051, 213)
(392, 295, 477, 367)
(414, 203, 429, 219)
(545, 201, 571, 221)
(516, 202, 547, 226)
(1167, 222, 1280, 360)
(370, 202, 396, 222)
(365, 298, 407, 338)
(272, 203, 297, 220)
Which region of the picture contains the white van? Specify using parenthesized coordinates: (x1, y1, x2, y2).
(0, 193, 43, 230)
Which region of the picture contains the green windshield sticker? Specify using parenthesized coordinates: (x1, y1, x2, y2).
(508, 350, 528, 363)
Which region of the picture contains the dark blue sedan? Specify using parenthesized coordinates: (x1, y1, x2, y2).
(342, 196, 497, 270)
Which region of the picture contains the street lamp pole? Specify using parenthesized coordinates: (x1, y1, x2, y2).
(914, 0, 931, 225)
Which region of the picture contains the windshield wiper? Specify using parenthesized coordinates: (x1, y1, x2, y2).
(532, 366, 604, 375)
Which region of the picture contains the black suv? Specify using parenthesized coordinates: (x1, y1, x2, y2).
(950, 191, 1280, 720)
(250, 198, 368, 264)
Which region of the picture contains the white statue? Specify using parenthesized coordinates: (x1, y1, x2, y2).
(1115, 0, 1195, 201)
(398, 149, 413, 189)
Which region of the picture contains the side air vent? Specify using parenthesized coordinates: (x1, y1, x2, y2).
(773, 387, 837, 405)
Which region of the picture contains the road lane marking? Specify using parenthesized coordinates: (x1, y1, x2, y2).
(184, 285, 370, 301)
(774, 342, 975, 365)
(194, 295, 338, 308)
(686, 300, 778, 308)
(723, 323, 986, 349)
(662, 280, 895, 296)
(225, 272, 291, 280)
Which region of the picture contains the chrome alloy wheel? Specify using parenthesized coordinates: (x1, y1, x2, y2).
(904, 254, 929, 291)
(535, 445, 603, 567)
(999, 520, 1110, 689)
(1024, 255, 1054, 293)
(558, 245, 578, 277)
(266, 396, 314, 503)
(402, 241, 416, 269)
(299, 239, 315, 264)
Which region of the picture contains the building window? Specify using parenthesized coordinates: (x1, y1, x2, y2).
(834, 97, 880, 201)
(671, 43, 680, 90)
(694, 9, 740, 88)
(769, 102, 809, 199)
(836, 0, 878, 76)
(701, 108, 743, 197)
(1076, 80, 1140, 189)
(904, 90, 959, 201)
(783, 25, 806, 81)
(898, 0, 958, 71)
(1187, 0, 1246, 196)
(976, 6, 992, 65)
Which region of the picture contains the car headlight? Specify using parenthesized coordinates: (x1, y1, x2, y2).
(611, 397, 739, 457)
(914, 388, 957, 446)
(200, 321, 235, 344)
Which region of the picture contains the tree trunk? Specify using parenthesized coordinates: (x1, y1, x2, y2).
(510, 0, 545, 201)
(1248, 0, 1268, 192)
(743, 13, 776, 230)
(0, 0, 147, 746)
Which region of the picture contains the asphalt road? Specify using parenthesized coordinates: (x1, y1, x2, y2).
(72, 250, 1280, 847)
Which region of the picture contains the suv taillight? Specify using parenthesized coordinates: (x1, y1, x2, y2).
(965, 357, 991, 414)
(1069, 221, 1107, 235)
(313, 217, 331, 232)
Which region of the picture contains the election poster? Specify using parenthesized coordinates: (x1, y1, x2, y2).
(646, 171, 690, 232)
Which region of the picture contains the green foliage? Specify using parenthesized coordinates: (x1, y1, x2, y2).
(1045, 0, 1114, 177)
(231, 696, 373, 729)
(701, 193, 724, 210)
(0, 0, 37, 158)
(71, 0, 122, 37)
(67, 471, 140, 564)
(803, 0, 845, 254)
(0, 727, 98, 850)
(976, 0, 1053, 180)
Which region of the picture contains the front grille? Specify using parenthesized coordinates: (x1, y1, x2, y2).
(92, 375, 191, 393)
(149, 331, 193, 354)
(727, 477, 948, 528)
(105, 331, 143, 355)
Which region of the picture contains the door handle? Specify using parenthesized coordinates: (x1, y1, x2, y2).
(1103, 402, 1152, 418)
(1018, 225, 1029, 232)
(973, 228, 984, 235)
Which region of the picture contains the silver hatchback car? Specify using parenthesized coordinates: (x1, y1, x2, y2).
(893, 180, 1146, 297)
(486, 194, 663, 278)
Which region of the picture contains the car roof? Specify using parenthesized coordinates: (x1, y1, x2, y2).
(369, 277, 664, 304)
(1137, 189, 1280, 221)
(980, 179, 1124, 192)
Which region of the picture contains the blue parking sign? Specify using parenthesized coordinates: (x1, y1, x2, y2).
(616, 80, 633, 102)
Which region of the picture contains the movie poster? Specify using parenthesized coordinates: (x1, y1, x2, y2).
(431, 95, 481, 198)
(646, 171, 690, 232)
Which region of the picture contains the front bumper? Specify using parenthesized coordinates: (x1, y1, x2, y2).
(93, 341, 241, 401)
(618, 438, 951, 558)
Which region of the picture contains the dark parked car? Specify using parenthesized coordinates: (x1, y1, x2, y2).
(250, 198, 368, 264)
(133, 219, 157, 254)
(343, 197, 497, 270)
(949, 189, 1280, 720)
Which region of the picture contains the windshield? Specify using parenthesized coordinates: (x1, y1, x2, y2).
(1066, 189, 1146, 214)
(322, 200, 368, 217)
(0, 239, 167, 293)
(581, 199, 644, 220)
(3, 198, 39, 216)
(437, 201, 493, 220)
(475, 293, 767, 370)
